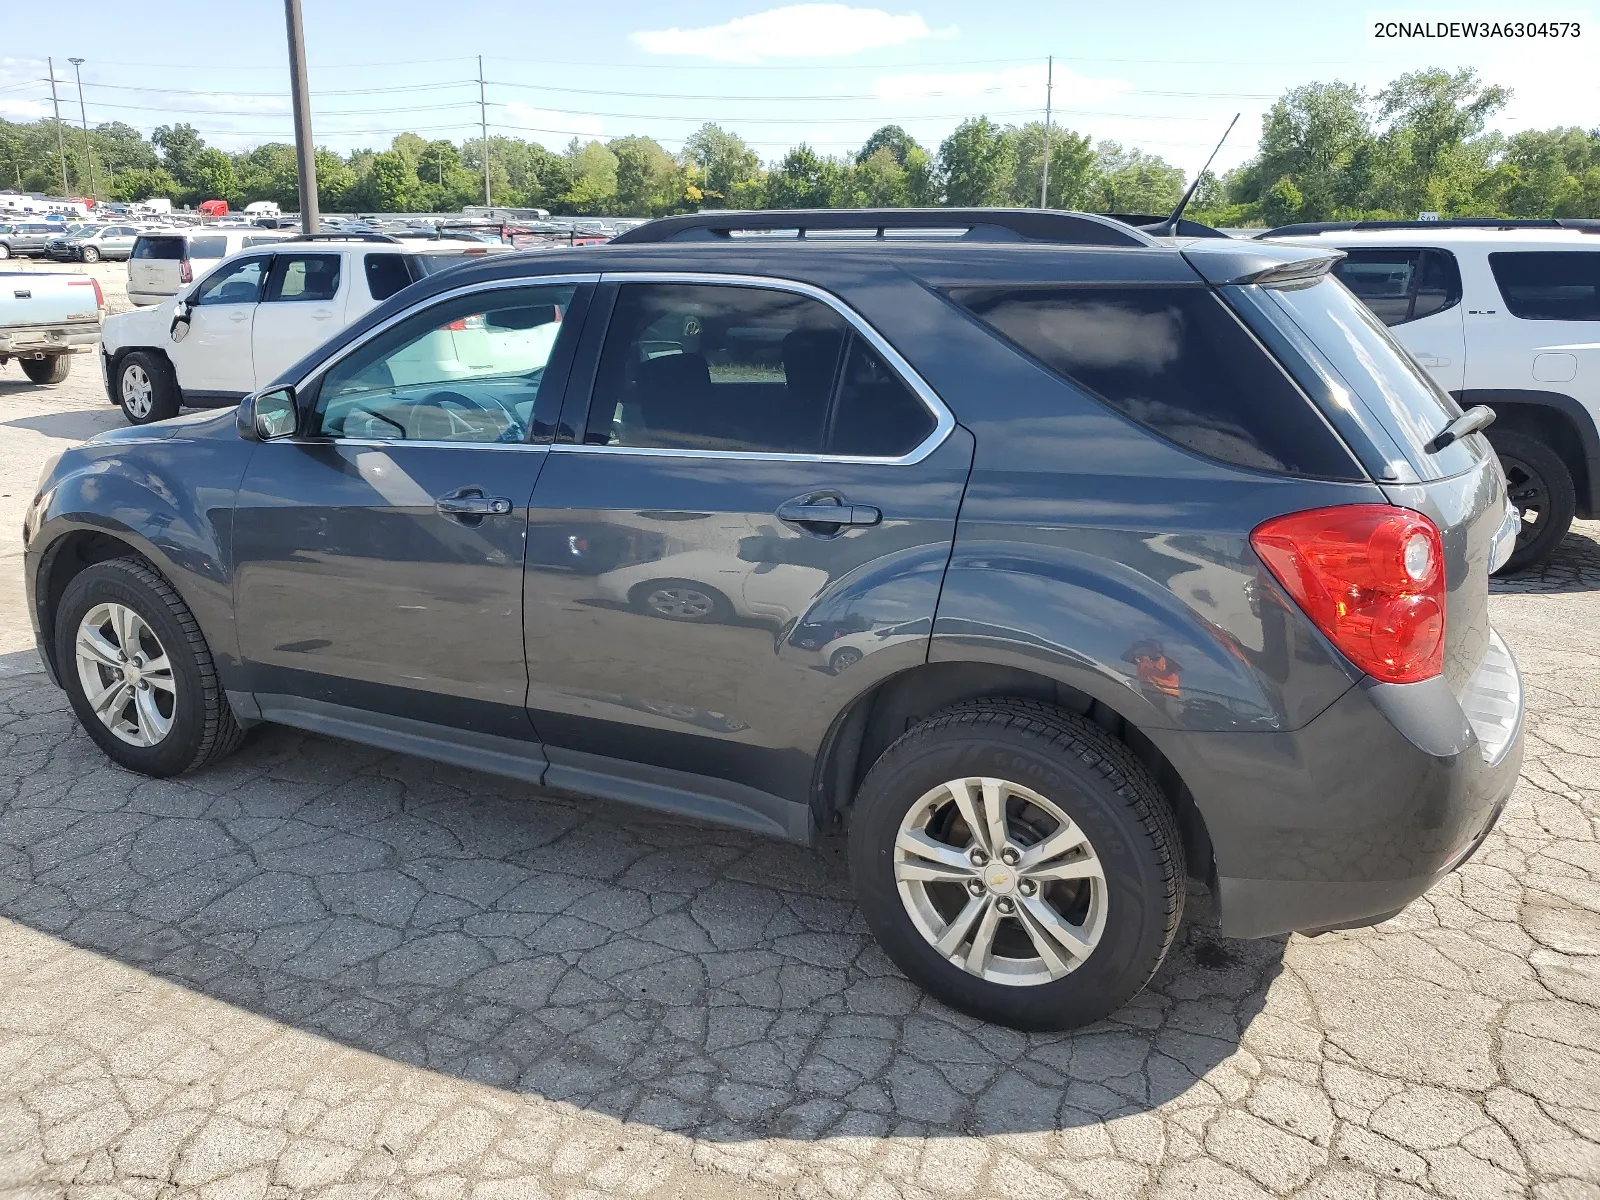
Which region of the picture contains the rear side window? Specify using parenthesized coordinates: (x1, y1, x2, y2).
(133, 237, 184, 260)
(188, 235, 228, 259)
(585, 282, 936, 458)
(267, 253, 341, 302)
(951, 285, 1361, 477)
(365, 253, 416, 301)
(1334, 249, 1461, 326)
(1489, 251, 1600, 321)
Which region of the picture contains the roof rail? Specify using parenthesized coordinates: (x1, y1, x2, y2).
(1099, 212, 1230, 239)
(1259, 218, 1600, 238)
(283, 231, 402, 244)
(610, 207, 1150, 248)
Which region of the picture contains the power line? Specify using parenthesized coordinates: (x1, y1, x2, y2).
(485, 79, 1278, 102)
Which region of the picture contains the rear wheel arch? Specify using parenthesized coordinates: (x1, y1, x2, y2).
(1459, 388, 1597, 518)
(811, 660, 1214, 886)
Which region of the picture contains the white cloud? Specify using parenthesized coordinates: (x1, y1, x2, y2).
(632, 4, 952, 64)
(874, 64, 1127, 106)
(500, 102, 604, 150)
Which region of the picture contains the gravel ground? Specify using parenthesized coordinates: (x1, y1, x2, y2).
(0, 358, 1596, 1200)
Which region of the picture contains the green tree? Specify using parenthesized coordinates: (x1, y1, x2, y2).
(938, 118, 1017, 207)
(1091, 142, 1185, 213)
(851, 147, 911, 206)
(612, 135, 682, 215)
(151, 123, 206, 188)
(682, 123, 761, 207)
(1010, 123, 1096, 208)
(110, 166, 181, 203)
(856, 125, 921, 168)
(186, 147, 237, 203)
(353, 150, 420, 211)
(762, 144, 845, 208)
(563, 140, 619, 214)
(1242, 81, 1375, 221)
(1375, 68, 1510, 215)
(315, 147, 355, 211)
(237, 143, 301, 207)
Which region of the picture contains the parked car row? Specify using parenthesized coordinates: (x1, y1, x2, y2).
(27, 207, 1524, 1032)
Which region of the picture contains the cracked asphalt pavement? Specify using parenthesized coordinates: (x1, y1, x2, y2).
(1, 347, 1597, 1199)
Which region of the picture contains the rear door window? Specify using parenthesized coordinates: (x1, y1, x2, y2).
(1489, 251, 1600, 321)
(950, 284, 1362, 478)
(1333, 249, 1462, 326)
(266, 253, 342, 302)
(187, 235, 228, 259)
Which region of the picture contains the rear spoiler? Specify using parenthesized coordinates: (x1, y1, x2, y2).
(1180, 240, 1345, 287)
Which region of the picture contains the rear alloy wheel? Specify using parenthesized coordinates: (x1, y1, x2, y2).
(21, 354, 70, 384)
(80, 246, 100, 263)
(1490, 430, 1575, 574)
(849, 699, 1183, 1031)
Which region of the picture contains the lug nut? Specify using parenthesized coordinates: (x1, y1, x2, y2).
(969, 849, 988, 867)
(1000, 847, 1020, 866)
(996, 898, 1014, 914)
(1020, 879, 1037, 896)
(967, 880, 984, 896)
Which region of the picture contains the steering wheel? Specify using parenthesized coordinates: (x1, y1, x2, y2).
(417, 389, 508, 439)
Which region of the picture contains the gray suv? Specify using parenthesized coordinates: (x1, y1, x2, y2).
(24, 209, 1525, 1030)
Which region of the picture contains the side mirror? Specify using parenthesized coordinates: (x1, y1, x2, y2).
(238, 386, 298, 441)
(169, 300, 191, 342)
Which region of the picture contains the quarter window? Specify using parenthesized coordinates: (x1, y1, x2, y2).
(267, 253, 342, 303)
(1489, 251, 1600, 321)
(951, 284, 1360, 478)
(1333, 249, 1462, 327)
(365, 253, 416, 302)
(585, 282, 935, 457)
(314, 285, 576, 444)
(190, 256, 267, 306)
(187, 235, 227, 259)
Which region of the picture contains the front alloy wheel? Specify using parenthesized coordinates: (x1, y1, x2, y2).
(121, 360, 154, 420)
(74, 601, 177, 746)
(894, 776, 1107, 985)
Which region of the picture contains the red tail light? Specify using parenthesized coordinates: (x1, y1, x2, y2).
(90, 275, 104, 310)
(179, 259, 192, 284)
(1250, 505, 1445, 684)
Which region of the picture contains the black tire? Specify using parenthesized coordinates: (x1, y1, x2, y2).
(54, 557, 245, 777)
(117, 351, 181, 424)
(21, 354, 70, 384)
(848, 699, 1184, 1031)
(628, 578, 732, 623)
(80, 246, 100, 263)
(1490, 429, 1575, 574)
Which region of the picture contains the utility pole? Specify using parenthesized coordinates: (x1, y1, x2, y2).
(47, 58, 70, 197)
(284, 0, 320, 233)
(68, 59, 97, 201)
(1040, 55, 1053, 209)
(478, 55, 491, 209)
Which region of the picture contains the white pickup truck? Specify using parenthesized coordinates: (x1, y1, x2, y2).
(0, 271, 104, 383)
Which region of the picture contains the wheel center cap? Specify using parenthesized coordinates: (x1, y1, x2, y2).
(983, 864, 1016, 895)
(122, 662, 141, 684)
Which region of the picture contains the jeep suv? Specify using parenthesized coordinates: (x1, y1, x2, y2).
(24, 209, 1524, 1030)
(1264, 219, 1600, 571)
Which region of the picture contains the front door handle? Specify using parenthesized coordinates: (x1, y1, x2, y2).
(436, 487, 513, 519)
(776, 496, 882, 528)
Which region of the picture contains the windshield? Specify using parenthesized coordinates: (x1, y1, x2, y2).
(1246, 274, 1483, 481)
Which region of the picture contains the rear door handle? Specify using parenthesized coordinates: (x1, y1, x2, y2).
(776, 497, 882, 527)
(436, 487, 513, 519)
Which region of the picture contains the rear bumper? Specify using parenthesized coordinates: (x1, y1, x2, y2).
(1182, 628, 1524, 939)
(0, 322, 100, 357)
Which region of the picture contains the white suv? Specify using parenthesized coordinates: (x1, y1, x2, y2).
(102, 234, 510, 424)
(1265, 220, 1600, 571)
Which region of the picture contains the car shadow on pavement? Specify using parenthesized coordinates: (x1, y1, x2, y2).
(1492, 522, 1600, 596)
(0, 669, 1284, 1142)
(1, 402, 124, 442)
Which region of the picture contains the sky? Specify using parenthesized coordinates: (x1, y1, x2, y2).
(3, 0, 1596, 179)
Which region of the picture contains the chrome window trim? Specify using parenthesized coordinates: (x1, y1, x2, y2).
(278, 437, 550, 453)
(556, 271, 956, 467)
(287, 273, 600, 448)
